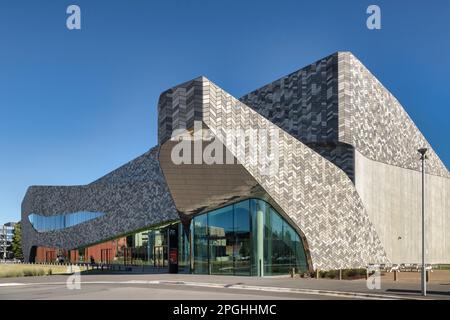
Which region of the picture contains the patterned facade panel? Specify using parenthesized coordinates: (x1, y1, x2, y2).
(158, 78, 204, 145)
(338, 52, 449, 178)
(195, 78, 388, 269)
(21, 147, 178, 261)
(239, 53, 355, 181)
(92, 147, 168, 185)
(240, 54, 339, 143)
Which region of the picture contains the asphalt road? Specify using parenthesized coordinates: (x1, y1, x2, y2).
(0, 273, 448, 300)
(0, 281, 351, 300)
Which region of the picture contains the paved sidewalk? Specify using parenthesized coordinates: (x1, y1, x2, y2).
(1, 273, 449, 299)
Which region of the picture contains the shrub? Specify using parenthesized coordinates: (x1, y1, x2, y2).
(326, 270, 338, 279)
(22, 268, 34, 276)
(343, 269, 357, 278)
(22, 268, 45, 277)
(314, 268, 367, 280)
(0, 270, 23, 278)
(338, 268, 367, 279)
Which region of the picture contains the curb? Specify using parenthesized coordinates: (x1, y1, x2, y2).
(158, 281, 422, 300)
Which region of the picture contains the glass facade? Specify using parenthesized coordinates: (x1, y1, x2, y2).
(28, 211, 104, 232)
(32, 199, 308, 276)
(192, 214, 208, 274)
(190, 199, 308, 276)
(178, 222, 190, 272)
(262, 205, 308, 275)
(64, 221, 191, 272)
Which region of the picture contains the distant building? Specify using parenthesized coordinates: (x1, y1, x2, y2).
(1, 222, 16, 260)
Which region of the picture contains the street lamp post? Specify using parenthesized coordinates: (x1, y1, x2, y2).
(418, 147, 428, 296)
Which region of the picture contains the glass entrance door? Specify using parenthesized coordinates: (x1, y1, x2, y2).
(154, 245, 167, 268)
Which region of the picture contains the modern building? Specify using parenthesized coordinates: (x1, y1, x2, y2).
(1, 222, 16, 260)
(21, 52, 450, 275)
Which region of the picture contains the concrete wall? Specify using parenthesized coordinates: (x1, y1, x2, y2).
(355, 150, 450, 264)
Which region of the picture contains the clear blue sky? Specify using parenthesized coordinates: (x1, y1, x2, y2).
(1, 0, 449, 224)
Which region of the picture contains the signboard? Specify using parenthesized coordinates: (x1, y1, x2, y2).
(168, 226, 178, 273)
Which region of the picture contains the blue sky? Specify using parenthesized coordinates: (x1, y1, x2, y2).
(1, 0, 449, 224)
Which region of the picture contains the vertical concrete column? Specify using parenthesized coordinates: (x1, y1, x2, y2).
(256, 209, 264, 277)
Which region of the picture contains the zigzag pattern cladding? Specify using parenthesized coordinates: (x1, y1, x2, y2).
(92, 147, 170, 185)
(239, 53, 355, 181)
(199, 78, 388, 269)
(158, 79, 204, 145)
(338, 52, 449, 178)
(21, 147, 178, 261)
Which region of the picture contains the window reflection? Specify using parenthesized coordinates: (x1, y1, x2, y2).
(192, 214, 208, 274)
(28, 211, 104, 232)
(190, 198, 308, 276)
(208, 205, 234, 275)
(29, 199, 308, 276)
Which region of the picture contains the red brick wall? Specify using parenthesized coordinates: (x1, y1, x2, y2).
(36, 237, 127, 263)
(35, 247, 57, 263)
(70, 237, 127, 263)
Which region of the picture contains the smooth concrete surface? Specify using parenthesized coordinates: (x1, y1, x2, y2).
(355, 150, 450, 264)
(159, 139, 265, 217)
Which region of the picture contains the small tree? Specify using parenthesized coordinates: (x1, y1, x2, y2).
(11, 222, 23, 260)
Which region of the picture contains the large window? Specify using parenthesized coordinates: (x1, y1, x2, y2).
(262, 206, 308, 275)
(69, 222, 180, 267)
(208, 206, 234, 275)
(28, 211, 104, 232)
(234, 200, 251, 275)
(178, 223, 190, 273)
(192, 214, 208, 274)
(190, 199, 308, 276)
(33, 199, 308, 276)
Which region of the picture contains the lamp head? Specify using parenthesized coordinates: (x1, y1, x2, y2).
(418, 147, 428, 156)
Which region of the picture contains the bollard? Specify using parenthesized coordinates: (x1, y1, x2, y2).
(394, 270, 397, 281)
(316, 269, 319, 279)
(339, 269, 342, 280)
(426, 270, 429, 282)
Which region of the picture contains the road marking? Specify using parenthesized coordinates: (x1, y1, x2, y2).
(0, 283, 27, 287)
